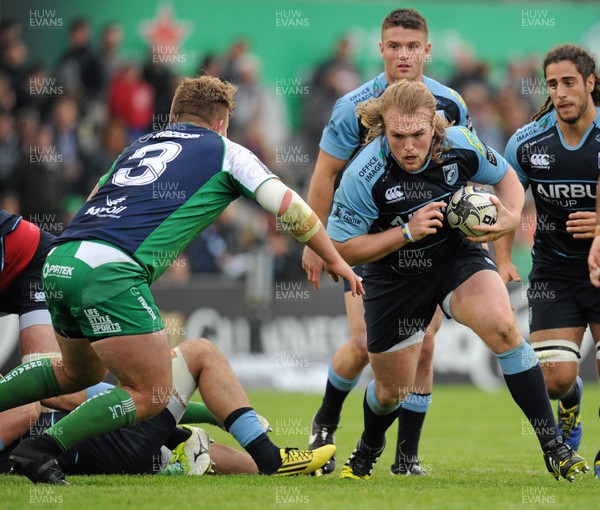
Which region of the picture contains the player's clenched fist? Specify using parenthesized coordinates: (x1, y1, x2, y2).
(405, 201, 446, 242)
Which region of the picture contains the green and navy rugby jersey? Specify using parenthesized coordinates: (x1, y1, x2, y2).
(320, 72, 473, 161)
(504, 108, 600, 274)
(327, 126, 506, 276)
(56, 124, 277, 282)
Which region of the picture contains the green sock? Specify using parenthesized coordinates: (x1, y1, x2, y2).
(0, 358, 61, 412)
(180, 402, 221, 426)
(46, 386, 136, 450)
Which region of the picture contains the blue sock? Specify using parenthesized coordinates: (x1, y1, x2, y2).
(362, 380, 400, 448)
(328, 364, 360, 392)
(497, 340, 557, 448)
(396, 393, 431, 465)
(315, 364, 361, 425)
(402, 392, 432, 413)
(496, 338, 539, 375)
(226, 409, 264, 447)
(225, 407, 280, 473)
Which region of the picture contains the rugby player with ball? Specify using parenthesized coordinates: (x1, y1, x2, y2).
(326, 79, 587, 481)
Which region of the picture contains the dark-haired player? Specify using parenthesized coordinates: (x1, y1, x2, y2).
(304, 7, 473, 476)
(501, 44, 600, 456)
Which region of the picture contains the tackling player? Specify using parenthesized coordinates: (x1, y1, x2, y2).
(501, 44, 600, 457)
(0, 75, 363, 484)
(328, 79, 587, 481)
(304, 8, 473, 475)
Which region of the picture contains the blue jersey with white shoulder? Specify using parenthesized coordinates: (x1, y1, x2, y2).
(504, 108, 600, 276)
(328, 126, 507, 276)
(320, 72, 473, 161)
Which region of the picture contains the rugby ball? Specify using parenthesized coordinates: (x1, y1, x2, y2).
(446, 186, 497, 237)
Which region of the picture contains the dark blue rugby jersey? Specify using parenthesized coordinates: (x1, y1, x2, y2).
(327, 126, 507, 276)
(320, 73, 473, 161)
(56, 124, 276, 282)
(505, 108, 600, 271)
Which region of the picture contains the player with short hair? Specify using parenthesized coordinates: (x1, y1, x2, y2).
(0, 75, 363, 484)
(304, 7, 473, 475)
(328, 78, 587, 481)
(501, 44, 600, 456)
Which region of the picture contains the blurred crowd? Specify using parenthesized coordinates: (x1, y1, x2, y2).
(0, 18, 540, 285)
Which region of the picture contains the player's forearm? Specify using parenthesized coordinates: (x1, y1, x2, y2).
(0, 402, 41, 449)
(493, 168, 525, 228)
(305, 172, 338, 223)
(334, 228, 408, 265)
(493, 230, 515, 264)
(304, 227, 350, 265)
(305, 151, 348, 223)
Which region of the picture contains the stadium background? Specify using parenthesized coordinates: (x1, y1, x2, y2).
(0, 0, 599, 389)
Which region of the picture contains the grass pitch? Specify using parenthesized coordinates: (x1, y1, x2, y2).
(1, 384, 598, 510)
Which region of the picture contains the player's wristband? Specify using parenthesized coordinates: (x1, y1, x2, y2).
(401, 224, 415, 243)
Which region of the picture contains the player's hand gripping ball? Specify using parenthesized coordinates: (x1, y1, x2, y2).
(446, 186, 498, 237)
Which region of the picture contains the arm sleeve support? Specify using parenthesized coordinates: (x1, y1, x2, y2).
(255, 179, 321, 242)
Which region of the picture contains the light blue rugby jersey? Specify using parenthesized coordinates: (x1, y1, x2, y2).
(320, 72, 472, 161)
(328, 126, 506, 276)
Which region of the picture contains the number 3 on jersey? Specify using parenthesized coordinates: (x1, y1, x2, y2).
(112, 141, 182, 187)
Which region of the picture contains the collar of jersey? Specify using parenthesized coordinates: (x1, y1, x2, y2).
(381, 136, 433, 174)
(554, 108, 600, 151)
(166, 122, 209, 132)
(374, 73, 388, 96)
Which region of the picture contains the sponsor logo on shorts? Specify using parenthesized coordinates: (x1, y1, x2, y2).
(84, 308, 122, 334)
(137, 294, 157, 320)
(484, 257, 496, 267)
(43, 263, 73, 279)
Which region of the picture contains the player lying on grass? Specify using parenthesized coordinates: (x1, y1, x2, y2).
(0, 338, 281, 476)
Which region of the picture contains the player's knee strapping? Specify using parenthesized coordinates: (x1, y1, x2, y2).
(530, 340, 581, 363)
(166, 346, 197, 422)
